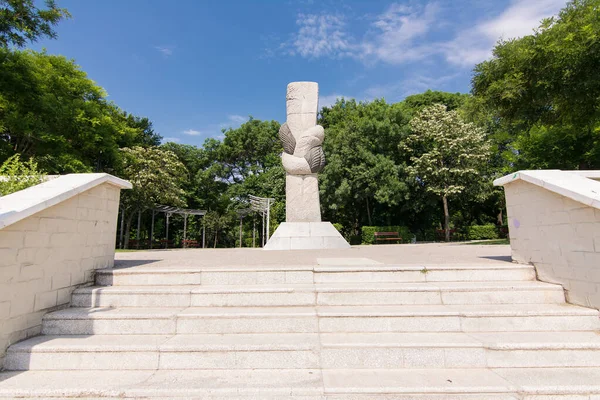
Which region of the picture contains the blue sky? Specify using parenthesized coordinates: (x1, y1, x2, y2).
(33, 0, 567, 146)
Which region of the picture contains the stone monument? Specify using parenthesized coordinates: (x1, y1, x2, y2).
(264, 82, 350, 250)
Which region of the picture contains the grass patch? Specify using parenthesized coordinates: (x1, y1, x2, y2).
(466, 239, 510, 245)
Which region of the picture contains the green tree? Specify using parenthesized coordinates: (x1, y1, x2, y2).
(117, 146, 187, 248)
(320, 98, 409, 233)
(401, 104, 491, 241)
(0, 153, 43, 195)
(0, 0, 70, 48)
(0, 49, 158, 172)
(472, 0, 600, 169)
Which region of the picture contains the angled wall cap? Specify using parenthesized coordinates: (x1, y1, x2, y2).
(0, 173, 132, 230)
(493, 170, 600, 210)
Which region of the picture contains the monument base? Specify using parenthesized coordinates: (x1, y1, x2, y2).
(264, 222, 351, 251)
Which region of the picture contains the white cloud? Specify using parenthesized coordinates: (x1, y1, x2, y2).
(228, 115, 247, 124)
(442, 0, 565, 66)
(319, 93, 352, 108)
(183, 129, 201, 136)
(162, 137, 180, 143)
(289, 14, 353, 58)
(155, 46, 173, 57)
(361, 2, 440, 64)
(220, 115, 248, 129)
(281, 0, 566, 68)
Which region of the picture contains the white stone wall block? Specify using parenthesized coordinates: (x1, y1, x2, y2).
(0, 231, 25, 248)
(34, 291, 57, 311)
(0, 248, 17, 267)
(51, 273, 71, 290)
(571, 207, 596, 223)
(16, 247, 37, 264)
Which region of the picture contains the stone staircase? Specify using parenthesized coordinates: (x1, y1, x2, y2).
(1, 261, 600, 399)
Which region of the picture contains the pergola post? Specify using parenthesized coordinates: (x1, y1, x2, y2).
(153, 205, 207, 249)
(202, 222, 206, 248)
(248, 195, 274, 248)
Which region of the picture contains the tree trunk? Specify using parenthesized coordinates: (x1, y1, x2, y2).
(213, 229, 218, 248)
(442, 195, 450, 242)
(123, 207, 139, 249)
(366, 197, 372, 226)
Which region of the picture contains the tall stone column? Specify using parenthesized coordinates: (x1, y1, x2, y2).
(285, 82, 321, 222)
(264, 82, 350, 250)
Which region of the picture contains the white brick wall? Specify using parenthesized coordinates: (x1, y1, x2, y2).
(0, 182, 121, 368)
(504, 180, 600, 309)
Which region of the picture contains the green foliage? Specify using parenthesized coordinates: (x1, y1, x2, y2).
(0, 153, 43, 195)
(472, 0, 600, 169)
(332, 223, 343, 233)
(402, 104, 491, 198)
(402, 104, 492, 240)
(0, 0, 70, 48)
(320, 99, 409, 232)
(466, 224, 499, 240)
(0, 48, 161, 173)
(361, 226, 411, 245)
(117, 146, 188, 248)
(119, 146, 187, 211)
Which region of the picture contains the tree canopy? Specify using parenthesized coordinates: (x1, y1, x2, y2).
(0, 49, 160, 172)
(472, 0, 600, 169)
(0, 0, 70, 48)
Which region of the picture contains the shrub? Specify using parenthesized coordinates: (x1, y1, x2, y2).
(361, 226, 412, 244)
(332, 223, 343, 233)
(0, 155, 44, 196)
(466, 224, 499, 240)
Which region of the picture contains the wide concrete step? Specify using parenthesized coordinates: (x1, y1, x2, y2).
(1, 368, 600, 398)
(4, 334, 320, 370)
(7, 332, 600, 371)
(320, 331, 600, 368)
(71, 281, 565, 308)
(95, 263, 535, 286)
(43, 304, 600, 335)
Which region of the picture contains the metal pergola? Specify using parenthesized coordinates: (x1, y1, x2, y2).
(153, 205, 207, 248)
(249, 195, 275, 247)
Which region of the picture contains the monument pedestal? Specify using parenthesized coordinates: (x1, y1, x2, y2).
(264, 222, 350, 250)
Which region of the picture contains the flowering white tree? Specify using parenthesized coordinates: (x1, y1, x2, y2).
(402, 104, 491, 241)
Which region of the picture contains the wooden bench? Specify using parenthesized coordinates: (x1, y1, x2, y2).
(182, 239, 199, 248)
(374, 232, 402, 244)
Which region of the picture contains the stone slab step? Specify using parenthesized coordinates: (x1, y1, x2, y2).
(0, 369, 323, 399)
(2, 368, 600, 398)
(4, 334, 320, 370)
(7, 332, 600, 371)
(320, 331, 600, 368)
(42, 304, 600, 335)
(324, 367, 600, 398)
(95, 264, 535, 286)
(71, 281, 565, 308)
(318, 304, 600, 333)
